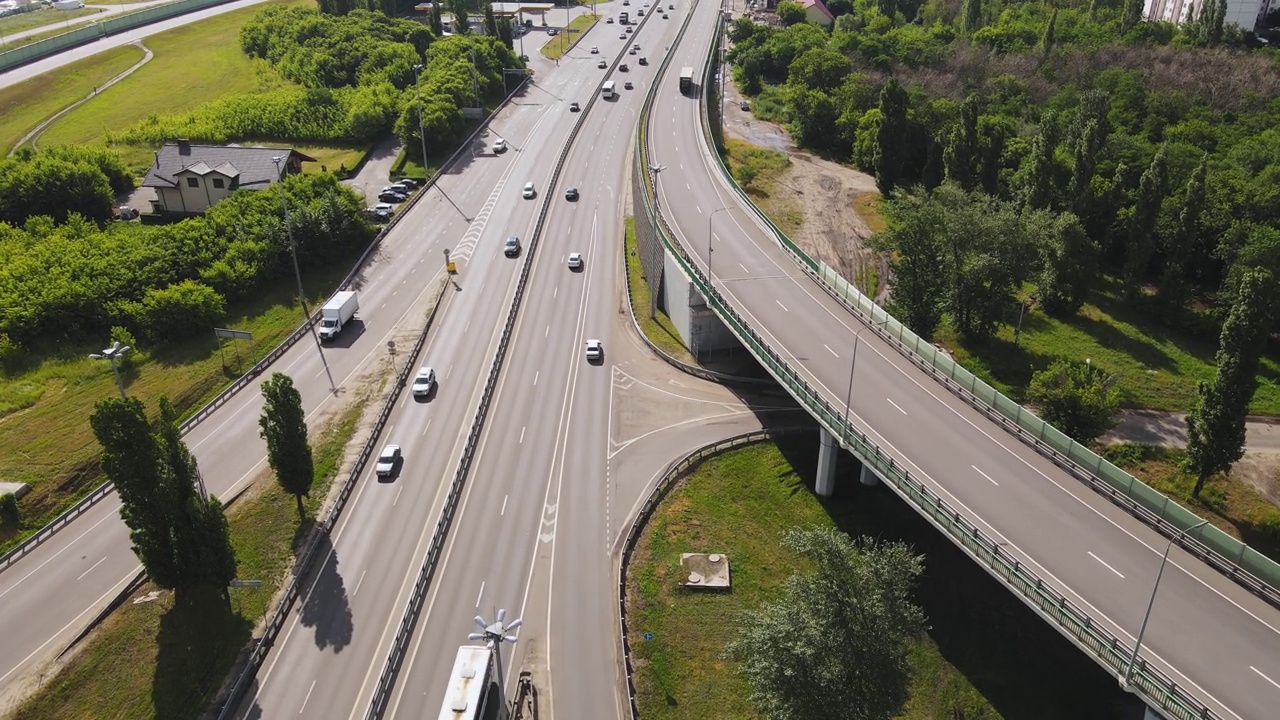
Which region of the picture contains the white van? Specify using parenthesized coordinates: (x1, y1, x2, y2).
(602, 81, 616, 99)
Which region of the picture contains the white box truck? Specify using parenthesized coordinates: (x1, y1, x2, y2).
(318, 291, 358, 341)
(602, 80, 616, 99)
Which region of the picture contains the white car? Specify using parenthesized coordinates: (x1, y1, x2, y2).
(585, 339, 603, 362)
(568, 252, 584, 270)
(412, 366, 436, 397)
(522, 181, 536, 199)
(590, 45, 599, 53)
(375, 444, 401, 477)
(493, 138, 507, 153)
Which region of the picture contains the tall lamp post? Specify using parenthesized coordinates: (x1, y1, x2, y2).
(90, 340, 131, 399)
(272, 156, 336, 393)
(470, 608, 522, 710)
(412, 63, 430, 176)
(707, 206, 733, 284)
(1123, 518, 1209, 689)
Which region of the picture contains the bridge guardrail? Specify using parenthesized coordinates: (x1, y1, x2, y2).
(0, 77, 529, 576)
(630, 7, 1223, 719)
(691, 21, 1280, 608)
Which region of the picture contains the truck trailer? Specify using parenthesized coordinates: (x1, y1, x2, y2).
(318, 291, 358, 341)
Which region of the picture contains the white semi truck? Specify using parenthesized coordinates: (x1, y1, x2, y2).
(318, 290, 358, 341)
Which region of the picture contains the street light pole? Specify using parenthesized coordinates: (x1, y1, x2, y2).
(708, 206, 733, 284)
(843, 319, 888, 430)
(1123, 518, 1209, 689)
(90, 340, 131, 399)
(470, 609, 522, 710)
(272, 156, 336, 394)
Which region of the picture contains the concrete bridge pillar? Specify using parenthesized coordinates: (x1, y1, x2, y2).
(815, 428, 837, 497)
(859, 462, 880, 487)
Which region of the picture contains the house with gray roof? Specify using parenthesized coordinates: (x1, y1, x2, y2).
(141, 140, 315, 215)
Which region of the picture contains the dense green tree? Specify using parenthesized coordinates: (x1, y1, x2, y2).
(451, 0, 469, 33)
(960, 0, 982, 33)
(0, 152, 114, 226)
(484, 2, 498, 37)
(1185, 268, 1278, 497)
(1121, 0, 1143, 33)
(1034, 212, 1097, 316)
(137, 280, 227, 341)
(777, 0, 807, 26)
(1122, 144, 1168, 298)
(1027, 359, 1122, 443)
(1016, 126, 1056, 210)
(976, 114, 1011, 195)
(1160, 157, 1208, 315)
(1068, 119, 1103, 215)
(725, 527, 925, 720)
(873, 190, 947, 338)
(874, 78, 909, 195)
(1207, 0, 1227, 44)
(876, 0, 897, 21)
(260, 373, 315, 517)
(497, 17, 513, 49)
(790, 88, 839, 150)
(1039, 7, 1057, 62)
(787, 47, 852, 93)
(943, 94, 979, 190)
(431, 2, 444, 35)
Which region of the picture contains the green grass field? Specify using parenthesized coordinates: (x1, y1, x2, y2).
(9, 399, 366, 720)
(36, 0, 312, 172)
(539, 13, 598, 60)
(0, 250, 356, 555)
(0, 6, 102, 36)
(0, 44, 145, 154)
(623, 216, 694, 362)
(937, 275, 1280, 415)
(720, 137, 802, 237)
(627, 438, 1136, 720)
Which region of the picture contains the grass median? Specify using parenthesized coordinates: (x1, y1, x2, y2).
(8, 397, 368, 720)
(627, 437, 1134, 719)
(539, 13, 598, 61)
(623, 216, 694, 363)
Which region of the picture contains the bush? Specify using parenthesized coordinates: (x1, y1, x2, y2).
(0, 492, 17, 527)
(137, 281, 227, 341)
(1026, 359, 1123, 443)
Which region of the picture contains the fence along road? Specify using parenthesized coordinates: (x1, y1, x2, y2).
(638, 1, 1280, 718)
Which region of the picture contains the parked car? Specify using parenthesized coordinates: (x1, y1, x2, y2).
(585, 339, 603, 362)
(565, 187, 579, 201)
(114, 205, 139, 220)
(412, 366, 436, 397)
(389, 181, 413, 194)
(493, 138, 508, 153)
(567, 252, 584, 270)
(547, 27, 559, 35)
(505, 235, 521, 256)
(740, 100, 750, 111)
(379, 190, 407, 203)
(367, 203, 394, 221)
(397, 178, 419, 189)
(570, 101, 580, 111)
(375, 444, 401, 477)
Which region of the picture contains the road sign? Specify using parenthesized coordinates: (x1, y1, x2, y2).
(447, 261, 457, 274)
(387, 340, 397, 354)
(229, 580, 263, 588)
(214, 328, 253, 341)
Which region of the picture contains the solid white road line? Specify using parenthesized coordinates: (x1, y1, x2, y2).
(1088, 551, 1125, 579)
(393, 486, 403, 507)
(776, 300, 788, 312)
(475, 581, 485, 608)
(520, 426, 526, 444)
(1250, 665, 1280, 690)
(886, 398, 907, 415)
(353, 570, 367, 598)
(824, 344, 838, 358)
(299, 680, 316, 715)
(534, 371, 540, 386)
(75, 557, 106, 581)
(501, 494, 508, 517)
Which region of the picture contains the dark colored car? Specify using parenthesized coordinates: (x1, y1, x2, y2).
(570, 101, 581, 111)
(565, 187, 579, 201)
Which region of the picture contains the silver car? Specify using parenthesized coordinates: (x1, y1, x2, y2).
(375, 444, 401, 477)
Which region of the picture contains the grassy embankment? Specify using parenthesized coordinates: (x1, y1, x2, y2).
(627, 438, 1136, 720)
(0, 6, 102, 39)
(9, 399, 368, 720)
(623, 216, 693, 363)
(539, 12, 598, 61)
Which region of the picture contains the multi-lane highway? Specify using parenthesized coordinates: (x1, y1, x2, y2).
(646, 1, 1280, 718)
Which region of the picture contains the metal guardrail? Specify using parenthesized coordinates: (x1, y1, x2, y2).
(690, 20, 1280, 608)
(616, 427, 807, 720)
(0, 77, 531, 577)
(0, 0, 241, 73)
(360, 31, 632, 720)
(629, 7, 1224, 719)
(213, 276, 451, 720)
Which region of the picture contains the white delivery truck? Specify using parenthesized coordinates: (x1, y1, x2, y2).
(602, 80, 616, 99)
(318, 290, 358, 341)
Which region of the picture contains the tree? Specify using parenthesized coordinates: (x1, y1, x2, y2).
(484, 2, 498, 37)
(1160, 157, 1208, 316)
(430, 2, 444, 36)
(1122, 145, 1168, 298)
(260, 372, 315, 517)
(874, 78, 909, 195)
(497, 17, 514, 49)
(1027, 359, 1122, 442)
(1034, 212, 1097, 317)
(787, 47, 852, 94)
(137, 280, 227, 342)
(450, 0, 469, 33)
(725, 526, 925, 720)
(875, 0, 896, 21)
(776, 0, 807, 26)
(943, 94, 979, 190)
(1121, 0, 1143, 33)
(1016, 125, 1055, 210)
(960, 0, 982, 34)
(1185, 268, 1277, 497)
(1207, 0, 1227, 44)
(1067, 119, 1103, 215)
(1040, 7, 1058, 62)
(873, 190, 947, 338)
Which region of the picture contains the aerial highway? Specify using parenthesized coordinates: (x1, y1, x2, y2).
(644, 1, 1280, 718)
(0, 47, 579, 701)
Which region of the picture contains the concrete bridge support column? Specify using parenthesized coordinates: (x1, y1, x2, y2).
(860, 462, 880, 487)
(815, 428, 837, 497)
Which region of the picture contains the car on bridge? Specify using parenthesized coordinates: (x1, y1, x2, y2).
(567, 252, 584, 270)
(565, 187, 579, 201)
(522, 181, 536, 199)
(493, 138, 507, 153)
(598, 59, 607, 68)
(505, 235, 522, 256)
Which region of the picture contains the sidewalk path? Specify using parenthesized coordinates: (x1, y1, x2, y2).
(1102, 410, 1280, 453)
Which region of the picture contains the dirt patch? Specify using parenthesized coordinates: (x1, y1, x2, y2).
(720, 63, 890, 301)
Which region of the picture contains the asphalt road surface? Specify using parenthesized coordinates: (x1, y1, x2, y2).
(645, 1, 1280, 718)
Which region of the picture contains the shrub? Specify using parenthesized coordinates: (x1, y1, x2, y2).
(138, 281, 227, 342)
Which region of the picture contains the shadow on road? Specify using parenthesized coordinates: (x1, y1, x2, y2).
(298, 533, 354, 652)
